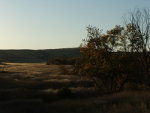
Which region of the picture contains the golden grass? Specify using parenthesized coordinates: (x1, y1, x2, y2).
(0, 63, 150, 113)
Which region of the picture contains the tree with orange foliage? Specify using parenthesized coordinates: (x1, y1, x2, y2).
(76, 9, 150, 92)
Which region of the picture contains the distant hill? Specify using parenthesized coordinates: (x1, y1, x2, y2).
(0, 48, 80, 63)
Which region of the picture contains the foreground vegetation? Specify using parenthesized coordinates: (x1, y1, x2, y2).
(0, 63, 150, 113)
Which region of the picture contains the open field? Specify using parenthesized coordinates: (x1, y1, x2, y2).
(0, 63, 150, 113)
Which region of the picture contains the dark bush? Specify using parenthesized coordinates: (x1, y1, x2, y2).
(58, 87, 72, 98)
(46, 57, 77, 65)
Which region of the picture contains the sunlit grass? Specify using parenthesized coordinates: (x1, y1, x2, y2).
(0, 63, 150, 113)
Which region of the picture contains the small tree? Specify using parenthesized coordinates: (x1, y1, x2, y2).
(124, 9, 150, 84)
(76, 8, 150, 92)
(77, 25, 128, 93)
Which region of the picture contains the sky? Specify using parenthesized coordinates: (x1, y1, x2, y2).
(0, 0, 149, 49)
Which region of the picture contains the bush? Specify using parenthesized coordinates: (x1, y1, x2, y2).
(46, 57, 77, 65)
(58, 87, 72, 98)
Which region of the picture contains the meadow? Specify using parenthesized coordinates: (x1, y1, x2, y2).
(0, 63, 150, 113)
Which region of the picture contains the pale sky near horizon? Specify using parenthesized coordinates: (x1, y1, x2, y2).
(0, 0, 149, 49)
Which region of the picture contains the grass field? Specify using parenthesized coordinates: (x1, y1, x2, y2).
(0, 63, 150, 113)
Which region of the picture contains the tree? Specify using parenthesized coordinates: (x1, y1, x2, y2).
(77, 25, 128, 93)
(124, 8, 150, 84)
(76, 8, 150, 93)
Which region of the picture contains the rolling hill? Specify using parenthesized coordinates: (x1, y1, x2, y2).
(0, 48, 80, 63)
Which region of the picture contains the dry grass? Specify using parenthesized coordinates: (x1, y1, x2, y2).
(0, 63, 150, 113)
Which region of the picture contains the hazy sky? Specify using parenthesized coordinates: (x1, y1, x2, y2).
(0, 0, 149, 49)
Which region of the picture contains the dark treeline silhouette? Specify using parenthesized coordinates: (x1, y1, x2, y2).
(0, 48, 80, 63)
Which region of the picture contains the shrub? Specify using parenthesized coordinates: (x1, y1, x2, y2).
(46, 57, 77, 65)
(58, 87, 72, 98)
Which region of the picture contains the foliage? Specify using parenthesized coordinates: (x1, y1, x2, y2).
(75, 9, 150, 93)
